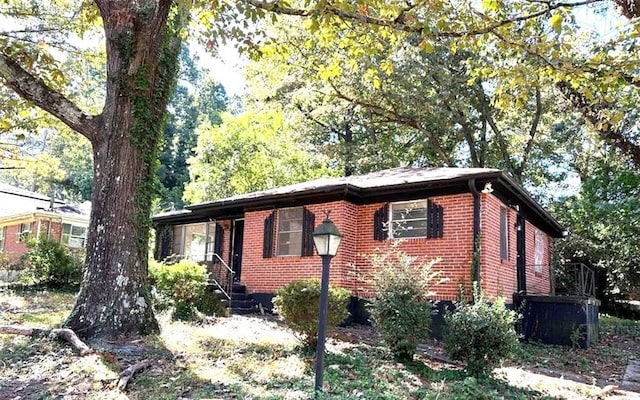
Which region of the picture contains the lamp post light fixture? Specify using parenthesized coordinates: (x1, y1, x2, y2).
(312, 212, 343, 394)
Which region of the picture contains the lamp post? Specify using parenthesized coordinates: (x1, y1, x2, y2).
(312, 212, 343, 394)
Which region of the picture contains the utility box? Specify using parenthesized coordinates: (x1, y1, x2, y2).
(514, 294, 600, 348)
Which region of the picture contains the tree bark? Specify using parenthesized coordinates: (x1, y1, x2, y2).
(0, 1, 187, 339)
(118, 359, 152, 390)
(64, 0, 185, 339)
(0, 325, 92, 355)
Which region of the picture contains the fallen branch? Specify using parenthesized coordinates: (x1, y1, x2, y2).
(117, 359, 151, 391)
(0, 325, 92, 355)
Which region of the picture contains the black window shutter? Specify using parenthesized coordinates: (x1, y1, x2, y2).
(263, 211, 275, 258)
(427, 200, 444, 238)
(301, 207, 316, 257)
(373, 204, 389, 241)
(214, 223, 224, 256)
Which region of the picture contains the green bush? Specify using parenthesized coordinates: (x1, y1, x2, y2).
(273, 278, 351, 349)
(22, 237, 83, 287)
(368, 243, 440, 361)
(443, 289, 520, 376)
(149, 258, 223, 321)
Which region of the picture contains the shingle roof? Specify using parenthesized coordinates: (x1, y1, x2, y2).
(0, 183, 89, 219)
(152, 167, 564, 237)
(188, 167, 502, 207)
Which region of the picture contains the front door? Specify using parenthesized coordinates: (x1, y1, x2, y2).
(230, 219, 244, 281)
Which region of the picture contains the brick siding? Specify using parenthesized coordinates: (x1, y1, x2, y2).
(238, 192, 556, 302)
(0, 218, 64, 265)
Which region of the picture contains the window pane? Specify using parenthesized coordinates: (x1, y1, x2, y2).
(190, 233, 206, 261)
(277, 208, 303, 256)
(390, 200, 428, 238)
(279, 208, 303, 220)
(277, 232, 302, 256)
(62, 224, 71, 234)
(71, 226, 86, 236)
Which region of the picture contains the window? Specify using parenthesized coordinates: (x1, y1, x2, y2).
(277, 207, 303, 256)
(500, 207, 509, 260)
(17, 222, 34, 242)
(172, 225, 185, 256)
(390, 200, 428, 238)
(534, 230, 545, 274)
(190, 233, 206, 261)
(171, 223, 214, 261)
(62, 224, 87, 248)
(0, 226, 5, 251)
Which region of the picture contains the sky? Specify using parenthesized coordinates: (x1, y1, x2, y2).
(194, 44, 247, 98)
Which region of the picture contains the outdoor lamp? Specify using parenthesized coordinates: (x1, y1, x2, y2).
(312, 213, 343, 257)
(311, 212, 342, 395)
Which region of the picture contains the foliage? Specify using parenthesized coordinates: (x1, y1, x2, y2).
(552, 158, 640, 302)
(156, 45, 228, 210)
(367, 243, 440, 361)
(21, 237, 83, 288)
(443, 290, 520, 376)
(5, 289, 631, 399)
(273, 278, 351, 349)
(248, 19, 567, 186)
(148, 258, 222, 321)
(184, 104, 333, 203)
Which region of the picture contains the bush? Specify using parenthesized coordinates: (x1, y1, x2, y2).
(443, 289, 520, 376)
(367, 243, 440, 361)
(273, 278, 351, 349)
(149, 258, 223, 321)
(22, 237, 83, 287)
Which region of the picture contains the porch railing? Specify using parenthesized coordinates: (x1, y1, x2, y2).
(555, 262, 596, 297)
(204, 253, 234, 301)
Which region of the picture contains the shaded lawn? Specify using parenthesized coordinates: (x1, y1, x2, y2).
(0, 288, 638, 399)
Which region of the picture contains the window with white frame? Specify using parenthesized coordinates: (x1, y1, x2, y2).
(277, 207, 303, 256)
(390, 200, 428, 238)
(171, 223, 211, 261)
(534, 229, 545, 274)
(17, 222, 34, 242)
(62, 223, 88, 248)
(500, 207, 509, 260)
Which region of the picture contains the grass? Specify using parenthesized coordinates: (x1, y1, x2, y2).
(0, 289, 638, 399)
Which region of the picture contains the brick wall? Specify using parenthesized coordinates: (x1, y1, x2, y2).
(238, 192, 553, 301)
(0, 218, 64, 265)
(480, 194, 552, 299)
(241, 195, 477, 301)
(480, 194, 518, 299)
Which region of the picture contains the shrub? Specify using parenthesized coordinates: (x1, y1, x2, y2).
(443, 289, 520, 376)
(273, 278, 351, 349)
(367, 243, 441, 361)
(149, 258, 223, 321)
(22, 237, 83, 287)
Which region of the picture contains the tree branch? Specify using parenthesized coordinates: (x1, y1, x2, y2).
(118, 359, 151, 391)
(517, 86, 542, 177)
(0, 52, 99, 142)
(557, 81, 640, 166)
(330, 83, 454, 165)
(244, 0, 604, 38)
(0, 325, 92, 355)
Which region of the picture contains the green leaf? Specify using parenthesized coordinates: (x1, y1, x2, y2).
(550, 13, 563, 33)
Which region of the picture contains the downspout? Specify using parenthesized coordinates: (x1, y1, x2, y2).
(468, 179, 481, 285)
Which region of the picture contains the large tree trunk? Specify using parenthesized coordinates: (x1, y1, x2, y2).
(63, 0, 184, 339)
(0, 0, 187, 339)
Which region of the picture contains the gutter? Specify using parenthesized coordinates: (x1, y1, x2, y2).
(468, 179, 481, 283)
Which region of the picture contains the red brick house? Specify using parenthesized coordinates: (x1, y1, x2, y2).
(153, 167, 565, 313)
(0, 183, 90, 268)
